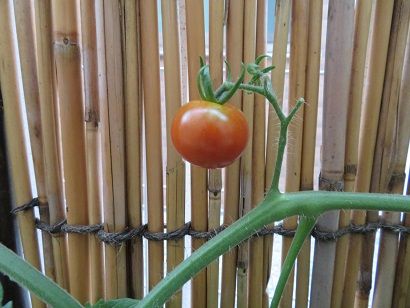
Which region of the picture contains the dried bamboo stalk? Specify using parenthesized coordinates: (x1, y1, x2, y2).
(207, 1, 224, 307)
(341, 1, 395, 307)
(102, 0, 128, 297)
(0, 2, 43, 306)
(371, 2, 410, 306)
(161, 0, 185, 306)
(310, 2, 355, 307)
(281, 1, 309, 307)
(80, 0, 104, 302)
(51, 0, 90, 302)
(221, 1, 244, 306)
(296, 1, 323, 307)
(123, 0, 144, 300)
(330, 2, 372, 307)
(34, 0, 69, 290)
(13, 0, 55, 282)
(184, 1, 208, 306)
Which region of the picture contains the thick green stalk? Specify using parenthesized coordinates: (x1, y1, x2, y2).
(270, 216, 316, 308)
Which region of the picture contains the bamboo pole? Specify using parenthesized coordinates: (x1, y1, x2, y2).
(341, 1, 395, 307)
(296, 1, 323, 307)
(101, 0, 128, 298)
(184, 1, 208, 306)
(221, 1, 244, 306)
(80, 0, 104, 302)
(51, 0, 91, 303)
(0, 2, 44, 306)
(13, 0, 55, 282)
(370, 2, 410, 306)
(161, 0, 185, 306)
(310, 2, 354, 307)
(281, 1, 309, 307)
(139, 0, 164, 291)
(34, 0, 70, 291)
(331, 2, 372, 308)
(207, 1, 224, 307)
(123, 0, 144, 300)
(392, 30, 410, 308)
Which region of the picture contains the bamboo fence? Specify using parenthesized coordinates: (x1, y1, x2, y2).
(0, 0, 410, 307)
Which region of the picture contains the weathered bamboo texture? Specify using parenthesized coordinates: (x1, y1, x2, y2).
(34, 0, 69, 290)
(296, 1, 323, 307)
(392, 30, 410, 308)
(51, 0, 90, 302)
(281, 1, 309, 307)
(341, 1, 395, 307)
(370, 2, 410, 306)
(102, 0, 128, 298)
(161, 0, 185, 306)
(207, 1, 224, 307)
(331, 2, 372, 307)
(0, 1, 43, 306)
(123, 0, 143, 299)
(184, 1, 208, 306)
(310, 1, 354, 307)
(80, 0, 104, 302)
(13, 0, 55, 282)
(139, 0, 164, 290)
(220, 1, 244, 306)
(264, 2, 291, 306)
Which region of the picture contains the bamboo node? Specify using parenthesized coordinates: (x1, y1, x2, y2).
(319, 173, 344, 191)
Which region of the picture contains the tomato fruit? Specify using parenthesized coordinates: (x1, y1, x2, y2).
(171, 100, 249, 169)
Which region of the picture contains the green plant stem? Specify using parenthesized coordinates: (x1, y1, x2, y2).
(270, 216, 316, 308)
(0, 243, 83, 308)
(137, 191, 409, 307)
(269, 122, 287, 193)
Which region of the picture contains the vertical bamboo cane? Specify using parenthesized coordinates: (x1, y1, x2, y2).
(281, 1, 309, 307)
(123, 0, 144, 299)
(184, 1, 208, 306)
(139, 0, 164, 290)
(80, 0, 104, 302)
(34, 0, 69, 290)
(392, 30, 410, 308)
(341, 1, 395, 307)
(13, 0, 55, 282)
(208, 1, 224, 307)
(370, 2, 410, 306)
(296, 1, 323, 307)
(248, 2, 267, 307)
(0, 2, 43, 306)
(51, 0, 90, 303)
(221, 1, 244, 306)
(101, 0, 128, 298)
(331, 2, 372, 307)
(161, 0, 185, 306)
(264, 2, 291, 307)
(310, 2, 354, 307)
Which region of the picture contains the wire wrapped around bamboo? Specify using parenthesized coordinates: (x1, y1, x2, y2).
(297, 1, 323, 307)
(310, 2, 354, 307)
(34, 0, 69, 290)
(370, 2, 410, 306)
(207, 1, 224, 306)
(123, 0, 144, 300)
(281, 1, 309, 307)
(101, 1, 128, 298)
(221, 1, 244, 307)
(139, 0, 165, 291)
(341, 1, 395, 307)
(161, 0, 185, 306)
(80, 0, 104, 302)
(0, 2, 43, 306)
(331, 2, 372, 307)
(51, 0, 90, 303)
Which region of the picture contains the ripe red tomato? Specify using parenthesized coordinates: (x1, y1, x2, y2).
(171, 100, 249, 169)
